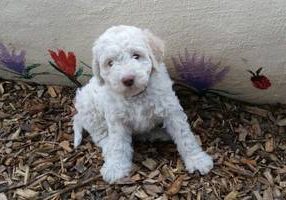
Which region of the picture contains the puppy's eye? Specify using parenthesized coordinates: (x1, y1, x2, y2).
(132, 54, 140, 60)
(107, 60, 113, 67)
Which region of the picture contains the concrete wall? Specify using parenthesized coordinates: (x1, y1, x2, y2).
(0, 0, 286, 104)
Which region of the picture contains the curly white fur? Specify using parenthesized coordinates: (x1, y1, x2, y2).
(73, 25, 213, 183)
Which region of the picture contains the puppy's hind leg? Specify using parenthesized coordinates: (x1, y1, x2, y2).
(73, 115, 83, 148)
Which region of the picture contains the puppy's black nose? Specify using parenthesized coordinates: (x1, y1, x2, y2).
(122, 75, 135, 87)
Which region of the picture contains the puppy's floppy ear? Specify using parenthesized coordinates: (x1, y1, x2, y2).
(143, 29, 165, 68)
(92, 46, 104, 85)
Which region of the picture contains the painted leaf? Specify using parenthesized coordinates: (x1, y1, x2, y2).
(26, 64, 41, 72)
(75, 67, 83, 78)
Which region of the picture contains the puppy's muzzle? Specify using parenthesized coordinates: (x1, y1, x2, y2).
(122, 75, 135, 87)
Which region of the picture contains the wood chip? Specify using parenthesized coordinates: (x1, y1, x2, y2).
(246, 144, 261, 157)
(262, 187, 273, 200)
(265, 134, 274, 152)
(0, 83, 4, 94)
(224, 191, 239, 200)
(10, 128, 21, 139)
(148, 169, 160, 179)
(175, 159, 184, 173)
(251, 119, 262, 136)
(154, 195, 168, 200)
(166, 175, 185, 196)
(279, 181, 286, 187)
(142, 158, 157, 171)
(272, 186, 282, 199)
(242, 106, 269, 117)
(37, 89, 45, 98)
(240, 158, 257, 166)
(47, 86, 57, 97)
(59, 140, 73, 152)
(27, 103, 47, 115)
(134, 189, 149, 199)
(0, 111, 10, 119)
(121, 186, 137, 195)
(143, 184, 163, 196)
(224, 161, 254, 177)
(195, 135, 202, 146)
(276, 166, 286, 174)
(235, 125, 248, 142)
(263, 169, 274, 186)
(0, 166, 6, 173)
(252, 191, 263, 200)
(16, 189, 38, 199)
(277, 118, 286, 126)
(0, 193, 8, 200)
(161, 165, 175, 181)
(131, 173, 141, 181)
(74, 163, 87, 173)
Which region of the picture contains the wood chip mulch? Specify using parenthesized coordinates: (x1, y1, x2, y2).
(0, 79, 286, 200)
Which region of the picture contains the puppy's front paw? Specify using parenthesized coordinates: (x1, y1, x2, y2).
(185, 151, 213, 175)
(100, 161, 131, 183)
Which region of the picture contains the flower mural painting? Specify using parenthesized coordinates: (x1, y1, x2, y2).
(173, 49, 230, 95)
(248, 67, 271, 90)
(48, 49, 83, 87)
(0, 43, 42, 79)
(48, 49, 76, 76)
(0, 43, 26, 74)
(48, 49, 94, 87)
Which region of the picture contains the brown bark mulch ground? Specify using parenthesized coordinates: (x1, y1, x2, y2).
(0, 79, 286, 200)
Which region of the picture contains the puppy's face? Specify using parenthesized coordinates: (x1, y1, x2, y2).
(92, 26, 164, 97)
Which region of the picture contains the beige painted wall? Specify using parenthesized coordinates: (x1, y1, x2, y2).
(0, 0, 286, 104)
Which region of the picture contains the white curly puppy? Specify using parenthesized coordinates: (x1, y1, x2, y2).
(73, 25, 213, 183)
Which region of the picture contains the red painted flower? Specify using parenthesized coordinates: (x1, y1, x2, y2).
(248, 67, 271, 90)
(48, 49, 76, 76)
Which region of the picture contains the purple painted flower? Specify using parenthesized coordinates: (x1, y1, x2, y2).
(0, 43, 26, 74)
(173, 49, 230, 93)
